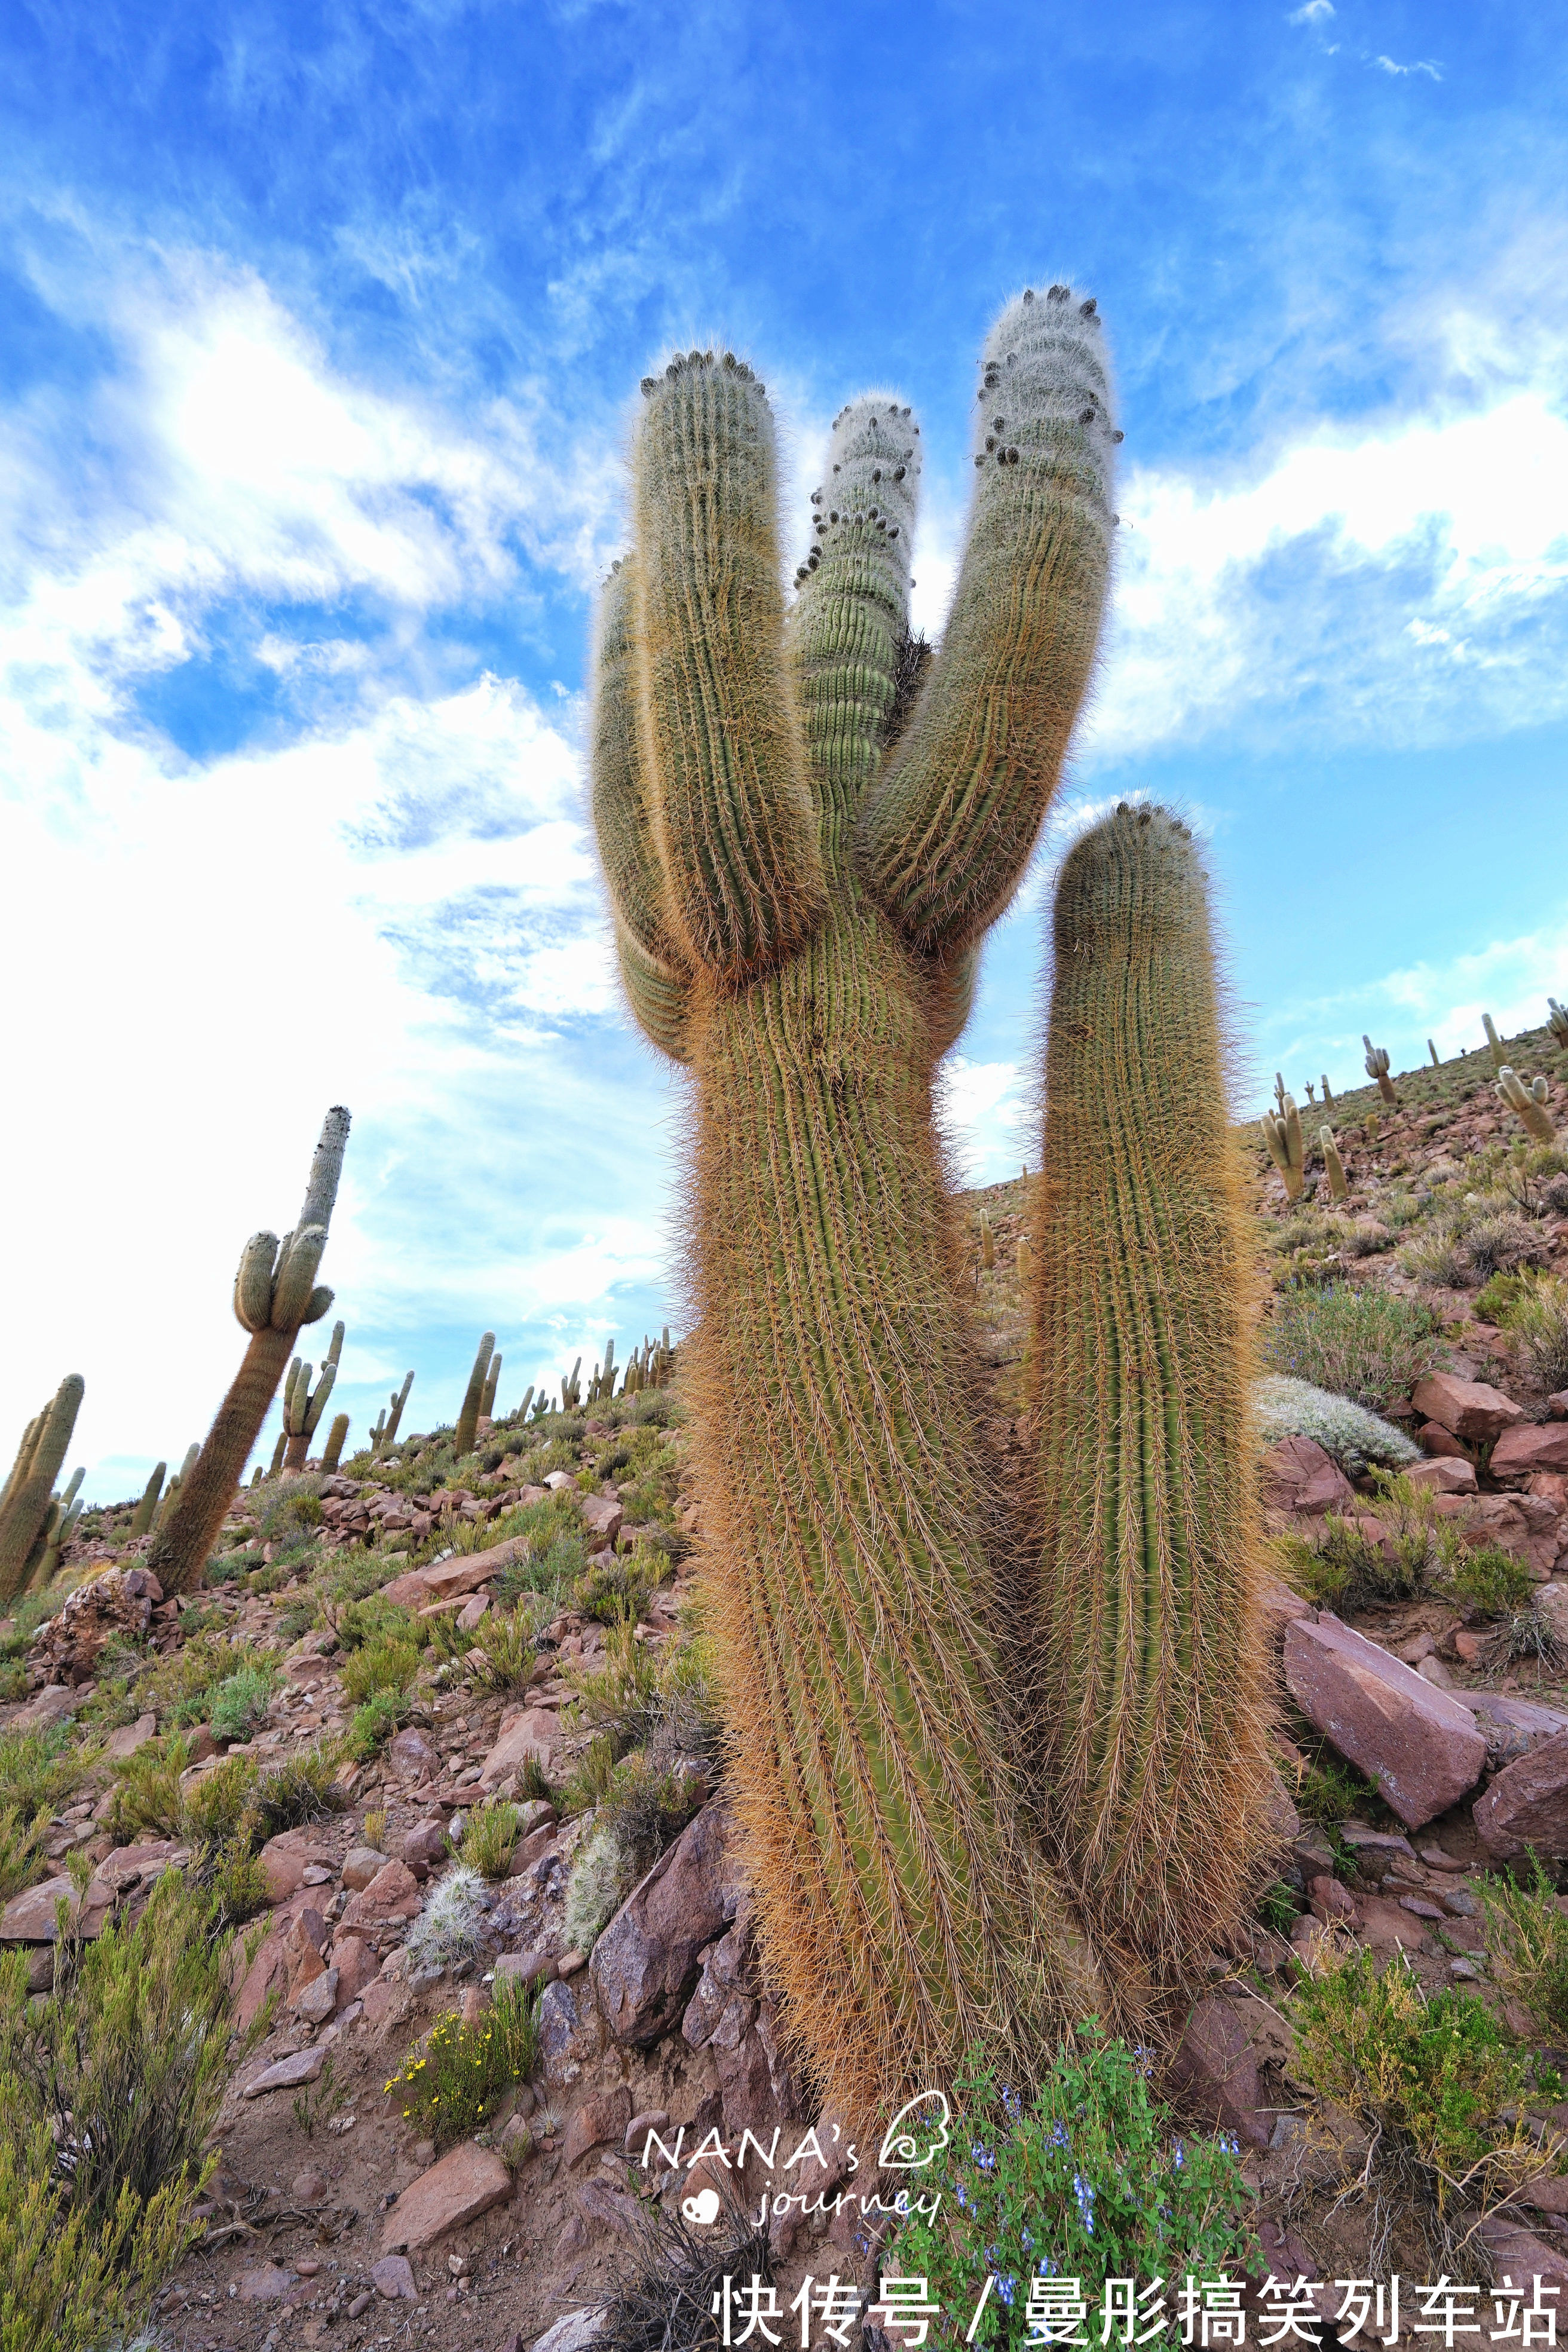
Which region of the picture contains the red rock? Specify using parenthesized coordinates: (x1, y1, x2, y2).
(338, 1858, 422, 1936)
(563, 2085, 632, 2169)
(243, 2047, 324, 2097)
(379, 1536, 531, 1612)
(380, 2142, 512, 2252)
(102, 1711, 159, 1761)
(457, 1592, 490, 1632)
(258, 1829, 336, 1905)
(1405, 1456, 1478, 1496)
(1284, 1613, 1487, 1829)
(27, 1567, 161, 1686)
(1168, 1996, 1269, 2149)
(479, 1707, 560, 1790)
(1307, 1874, 1357, 1924)
(0, 1876, 79, 1942)
(283, 1910, 330, 1998)
(1453, 1630, 1487, 1665)
(1548, 1392, 1568, 1421)
(237, 2265, 299, 2301)
(329, 1933, 381, 2007)
(592, 1803, 731, 2046)
(1258, 1436, 1355, 1518)
(1493, 1423, 1568, 1480)
(1474, 1730, 1568, 1861)
(1355, 1894, 1432, 1953)
(1478, 2215, 1568, 2305)
(495, 1948, 554, 1987)
(580, 1494, 626, 1547)
(1412, 1373, 1525, 1443)
(507, 1825, 558, 1877)
(386, 1727, 440, 1781)
(370, 2253, 418, 2300)
(341, 1845, 385, 1891)
(1462, 1493, 1561, 1577)
(1419, 1421, 1474, 1460)
(400, 1819, 449, 1879)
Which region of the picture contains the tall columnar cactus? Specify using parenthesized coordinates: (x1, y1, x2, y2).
(30, 1468, 85, 1589)
(516, 1383, 537, 1423)
(1428, 1039, 1441, 1068)
(454, 1333, 495, 1457)
(1497, 1067, 1557, 1144)
(1483, 1013, 1504, 1072)
(1260, 1088, 1304, 1201)
(481, 1351, 503, 1420)
(283, 1319, 344, 1472)
(322, 1413, 351, 1474)
(147, 1107, 350, 1594)
(0, 1375, 85, 1603)
(1322, 1073, 1336, 1111)
(130, 1460, 167, 1540)
(373, 1372, 415, 1457)
(1363, 1036, 1397, 1105)
(1548, 998, 1568, 1054)
(1030, 806, 1270, 1971)
(591, 287, 1118, 2122)
(559, 1356, 583, 1413)
(1321, 1126, 1350, 1203)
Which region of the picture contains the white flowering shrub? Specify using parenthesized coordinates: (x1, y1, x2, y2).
(1254, 1374, 1419, 1480)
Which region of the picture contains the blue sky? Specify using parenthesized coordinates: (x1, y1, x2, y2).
(3, 0, 1566, 1499)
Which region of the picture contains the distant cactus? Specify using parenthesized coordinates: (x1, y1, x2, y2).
(322, 1411, 351, 1473)
(375, 1372, 415, 1457)
(129, 1460, 167, 1539)
(586, 1340, 618, 1405)
(1363, 1036, 1397, 1105)
(979, 1209, 996, 1269)
(1321, 1073, 1336, 1111)
(268, 1431, 287, 1477)
(1549, 998, 1568, 1052)
(0, 1375, 85, 1603)
(1260, 1086, 1304, 1201)
(1016, 1235, 1034, 1288)
(283, 1319, 344, 1471)
(455, 1333, 496, 1456)
(1321, 1126, 1350, 1203)
(1304, 1080, 1316, 1105)
(30, 1468, 85, 1589)
(1496, 1066, 1557, 1144)
(1365, 1110, 1380, 1143)
(250, 1465, 264, 1487)
(515, 1383, 536, 1424)
(1428, 1039, 1440, 1068)
(146, 1106, 350, 1594)
(559, 1356, 583, 1413)
(1483, 1012, 1505, 1073)
(480, 1351, 503, 1419)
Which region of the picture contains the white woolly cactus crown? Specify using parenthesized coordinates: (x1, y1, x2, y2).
(794, 393, 921, 590)
(973, 281, 1120, 529)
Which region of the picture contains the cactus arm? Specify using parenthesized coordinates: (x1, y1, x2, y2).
(855, 288, 1116, 957)
(788, 396, 921, 851)
(631, 351, 825, 982)
(383, 1371, 414, 1450)
(303, 1359, 337, 1439)
(297, 1104, 351, 1236)
(455, 1333, 495, 1456)
(322, 1411, 351, 1473)
(1029, 805, 1271, 1967)
(616, 924, 694, 1064)
(1497, 1067, 1557, 1143)
(1484, 1012, 1503, 1071)
(592, 556, 689, 973)
(0, 1375, 85, 1603)
(129, 1460, 167, 1539)
(1322, 1126, 1350, 1202)
(481, 1352, 502, 1419)
(325, 1319, 345, 1370)
(234, 1233, 280, 1333)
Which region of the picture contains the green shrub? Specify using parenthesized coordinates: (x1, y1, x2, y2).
(564, 1618, 662, 1757)
(0, 1726, 91, 1823)
(1399, 1227, 1469, 1288)
(1292, 1946, 1560, 2212)
(1503, 1274, 1568, 1394)
(346, 1689, 411, 1760)
(108, 1734, 194, 1841)
(258, 1477, 324, 1545)
(460, 1800, 520, 1881)
(1293, 1753, 1372, 1832)
(383, 1976, 540, 2148)
(575, 1546, 664, 1625)
(562, 1731, 620, 1817)
(180, 1754, 259, 1844)
(1474, 1271, 1532, 1325)
(0, 1806, 46, 1902)
(208, 1661, 280, 1741)
(893, 2032, 1257, 2349)
(341, 1634, 420, 1704)
(338, 1594, 421, 1652)
(1278, 1472, 1470, 1613)
(468, 1609, 539, 1696)
(246, 1747, 345, 1839)
(0, 2107, 201, 2352)
(1465, 1211, 1548, 1282)
(1447, 1544, 1533, 1616)
(1480, 1855, 1568, 2038)
(595, 1750, 703, 1878)
(0, 1869, 250, 2241)
(1261, 1283, 1446, 1413)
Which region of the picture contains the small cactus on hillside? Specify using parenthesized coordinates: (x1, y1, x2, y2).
(1496, 1066, 1557, 1144)
(1483, 1013, 1504, 1072)
(268, 1431, 287, 1477)
(147, 1105, 350, 1592)
(322, 1412, 351, 1474)
(1321, 1126, 1350, 1203)
(515, 1383, 536, 1423)
(283, 1319, 344, 1471)
(1428, 1038, 1440, 1068)
(1549, 997, 1568, 1052)
(1321, 1073, 1336, 1111)
(455, 1333, 497, 1456)
(1260, 1088, 1304, 1201)
(480, 1351, 503, 1420)
(375, 1372, 415, 1457)
(1363, 1036, 1397, 1105)
(0, 1375, 85, 1603)
(129, 1460, 167, 1539)
(1304, 1080, 1316, 1105)
(1016, 1235, 1034, 1288)
(559, 1356, 583, 1413)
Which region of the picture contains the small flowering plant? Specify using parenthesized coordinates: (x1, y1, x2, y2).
(893, 2026, 1258, 2349)
(382, 1977, 541, 2149)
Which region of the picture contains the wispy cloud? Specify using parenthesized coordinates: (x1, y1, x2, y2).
(1373, 55, 1442, 81)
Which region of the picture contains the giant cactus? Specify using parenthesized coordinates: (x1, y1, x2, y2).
(1030, 806, 1271, 1969)
(590, 289, 1124, 2123)
(147, 1107, 350, 1594)
(454, 1332, 495, 1457)
(1363, 1036, 1397, 1105)
(0, 1375, 85, 1603)
(283, 1319, 344, 1472)
(1497, 1066, 1556, 1144)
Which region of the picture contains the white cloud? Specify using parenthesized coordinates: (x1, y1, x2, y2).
(938, 1056, 1033, 1187)
(1373, 55, 1441, 79)
(1288, 1, 1334, 22)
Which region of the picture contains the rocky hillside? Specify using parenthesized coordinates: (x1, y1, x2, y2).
(4, 1015, 1568, 2347)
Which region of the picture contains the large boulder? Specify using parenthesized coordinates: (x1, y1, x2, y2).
(380, 2142, 512, 2253)
(1258, 1436, 1355, 1518)
(27, 1567, 161, 1686)
(1284, 1613, 1487, 1829)
(1474, 1730, 1568, 1862)
(479, 1706, 560, 1791)
(1460, 1493, 1563, 1579)
(590, 1803, 732, 2047)
(1493, 1423, 1568, 1481)
(1411, 1373, 1525, 1444)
